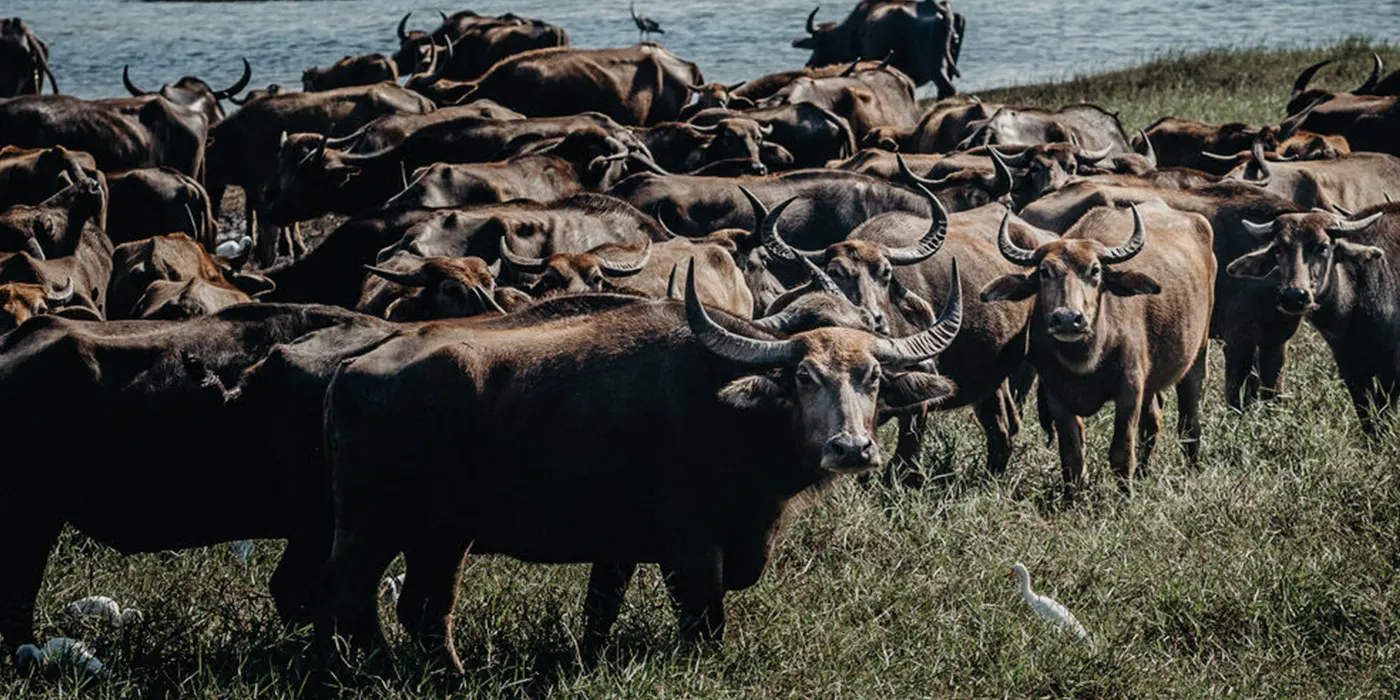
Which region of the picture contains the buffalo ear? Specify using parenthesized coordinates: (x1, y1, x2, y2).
(880, 371, 957, 413)
(980, 273, 1037, 302)
(1225, 246, 1278, 279)
(1334, 240, 1385, 266)
(1103, 269, 1161, 296)
(718, 374, 786, 409)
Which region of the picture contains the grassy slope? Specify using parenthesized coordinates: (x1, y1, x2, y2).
(8, 42, 1400, 698)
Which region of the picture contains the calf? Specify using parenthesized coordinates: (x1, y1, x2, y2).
(981, 202, 1215, 487)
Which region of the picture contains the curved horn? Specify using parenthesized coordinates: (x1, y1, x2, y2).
(756, 196, 824, 263)
(438, 10, 450, 25)
(46, 277, 74, 306)
(739, 185, 770, 235)
(1077, 142, 1114, 164)
(988, 145, 1030, 167)
(364, 264, 430, 288)
(666, 263, 681, 299)
(887, 155, 948, 265)
(806, 6, 820, 34)
(25, 237, 45, 261)
(799, 255, 841, 295)
(498, 238, 549, 273)
(1241, 218, 1275, 237)
(397, 12, 413, 42)
(758, 122, 774, 137)
(475, 285, 507, 314)
(1328, 211, 1384, 234)
(688, 122, 719, 133)
(1202, 150, 1243, 163)
(1099, 203, 1147, 265)
(878, 50, 895, 70)
(1137, 129, 1157, 168)
(873, 260, 963, 366)
(1277, 95, 1329, 139)
(1356, 52, 1383, 94)
(1291, 59, 1332, 102)
(121, 65, 147, 96)
(685, 258, 798, 366)
(214, 58, 253, 100)
(987, 147, 1014, 199)
(598, 244, 652, 277)
(627, 151, 673, 176)
(841, 59, 861, 77)
(1244, 140, 1272, 187)
(996, 211, 1036, 267)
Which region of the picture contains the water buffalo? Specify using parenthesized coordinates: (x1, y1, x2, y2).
(636, 118, 776, 174)
(0, 144, 96, 208)
(107, 233, 273, 320)
(1223, 206, 1400, 433)
(303, 54, 397, 92)
(120, 59, 252, 126)
(793, 1, 964, 97)
(955, 104, 1132, 156)
(762, 61, 919, 142)
(318, 100, 526, 155)
(315, 262, 963, 669)
(688, 102, 855, 169)
(861, 98, 1004, 153)
(408, 44, 703, 126)
(1223, 146, 1400, 213)
(0, 279, 98, 332)
(358, 253, 503, 320)
(0, 177, 112, 318)
(982, 202, 1215, 487)
(393, 10, 568, 78)
(0, 93, 208, 178)
(1141, 99, 1347, 175)
(1287, 57, 1400, 157)
(0, 18, 56, 97)
(105, 167, 214, 247)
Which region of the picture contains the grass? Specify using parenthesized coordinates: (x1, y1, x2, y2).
(7, 41, 1400, 698)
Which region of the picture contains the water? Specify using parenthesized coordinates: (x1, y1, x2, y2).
(8, 0, 1400, 101)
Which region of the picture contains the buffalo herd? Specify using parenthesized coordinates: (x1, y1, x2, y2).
(2, 0, 1399, 678)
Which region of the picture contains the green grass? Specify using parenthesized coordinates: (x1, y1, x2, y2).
(8, 42, 1400, 697)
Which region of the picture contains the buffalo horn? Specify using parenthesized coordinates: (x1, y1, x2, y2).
(996, 211, 1036, 267)
(1077, 142, 1114, 164)
(498, 238, 549, 273)
(1328, 211, 1384, 234)
(887, 155, 949, 265)
(666, 263, 681, 299)
(685, 258, 799, 366)
(806, 6, 820, 34)
(873, 261, 963, 367)
(214, 59, 253, 100)
(1356, 52, 1384, 94)
(364, 264, 430, 288)
(121, 65, 147, 96)
(598, 244, 652, 277)
(1099, 203, 1147, 264)
(1291, 59, 1332, 103)
(1137, 129, 1157, 167)
(756, 196, 824, 263)
(47, 277, 74, 306)
(397, 12, 413, 42)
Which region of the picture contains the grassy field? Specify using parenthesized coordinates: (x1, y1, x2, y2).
(7, 42, 1400, 698)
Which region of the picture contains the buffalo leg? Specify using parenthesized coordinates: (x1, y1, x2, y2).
(1257, 341, 1288, 402)
(1176, 346, 1208, 463)
(0, 515, 60, 660)
(972, 387, 1014, 475)
(316, 532, 399, 666)
(890, 412, 929, 487)
(1223, 339, 1260, 410)
(1045, 393, 1085, 486)
(1109, 381, 1146, 491)
(269, 532, 331, 626)
(1137, 393, 1162, 471)
(1338, 362, 1386, 436)
(580, 562, 638, 659)
(397, 539, 468, 673)
(661, 552, 725, 646)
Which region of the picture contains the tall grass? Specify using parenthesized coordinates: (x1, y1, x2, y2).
(7, 42, 1400, 698)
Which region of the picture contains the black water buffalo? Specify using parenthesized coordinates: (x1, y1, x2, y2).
(0, 18, 56, 97)
(1223, 206, 1400, 433)
(120, 59, 252, 126)
(408, 44, 702, 126)
(315, 264, 963, 669)
(762, 62, 919, 142)
(955, 104, 1132, 156)
(319, 100, 526, 154)
(107, 233, 273, 320)
(105, 167, 214, 247)
(982, 202, 1215, 488)
(688, 102, 855, 169)
(358, 253, 503, 320)
(393, 10, 568, 78)
(0, 303, 389, 664)
(303, 54, 397, 92)
(1140, 100, 1348, 175)
(636, 118, 776, 174)
(1287, 57, 1400, 157)
(793, 1, 964, 97)
(0, 144, 96, 208)
(861, 98, 1004, 153)
(1222, 147, 1400, 213)
(0, 177, 112, 318)
(0, 93, 208, 177)
(611, 169, 930, 247)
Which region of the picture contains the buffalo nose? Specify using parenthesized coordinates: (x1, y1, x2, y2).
(823, 433, 877, 470)
(869, 309, 889, 334)
(1278, 286, 1312, 312)
(1049, 308, 1087, 333)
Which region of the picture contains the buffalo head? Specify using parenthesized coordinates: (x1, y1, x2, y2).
(1225, 210, 1385, 315)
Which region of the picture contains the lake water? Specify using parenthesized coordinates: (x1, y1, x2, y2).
(8, 0, 1400, 101)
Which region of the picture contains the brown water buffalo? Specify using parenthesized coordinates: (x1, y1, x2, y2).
(0, 303, 392, 664)
(1141, 100, 1348, 175)
(793, 0, 964, 97)
(636, 118, 775, 174)
(1019, 177, 1301, 409)
(0, 144, 96, 208)
(688, 102, 854, 169)
(1223, 147, 1400, 212)
(263, 207, 443, 307)
(120, 59, 252, 126)
(762, 163, 1055, 475)
(319, 100, 526, 155)
(315, 262, 963, 668)
(1287, 57, 1400, 157)
(410, 44, 702, 126)
(393, 10, 568, 78)
(261, 125, 648, 225)
(0, 175, 106, 258)
(1224, 205, 1400, 433)
(498, 239, 652, 296)
(610, 169, 930, 247)
(761, 62, 919, 142)
(982, 202, 1215, 488)
(303, 54, 397, 92)
(0, 279, 100, 332)
(204, 82, 434, 265)
(105, 167, 214, 247)
(0, 93, 208, 178)
(0, 18, 56, 97)
(358, 253, 502, 320)
(955, 104, 1132, 156)
(107, 233, 273, 320)
(0, 177, 112, 318)
(861, 98, 1004, 153)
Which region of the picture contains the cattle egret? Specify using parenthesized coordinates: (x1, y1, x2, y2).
(15, 638, 107, 678)
(630, 1, 664, 42)
(215, 235, 251, 259)
(67, 596, 141, 626)
(1010, 562, 1089, 640)
(231, 539, 255, 563)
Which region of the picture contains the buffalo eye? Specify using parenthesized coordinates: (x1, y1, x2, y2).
(862, 365, 879, 390)
(877, 265, 892, 282)
(1088, 264, 1101, 279)
(1039, 263, 1057, 278)
(795, 366, 817, 387)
